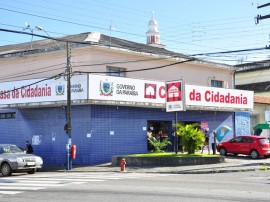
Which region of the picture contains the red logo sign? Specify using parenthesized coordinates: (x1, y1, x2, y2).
(166, 82, 182, 102)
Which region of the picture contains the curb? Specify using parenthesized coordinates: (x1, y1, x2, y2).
(171, 168, 257, 174)
(39, 166, 264, 174)
(39, 161, 270, 174)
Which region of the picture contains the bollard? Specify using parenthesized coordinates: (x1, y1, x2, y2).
(212, 143, 216, 155)
(120, 158, 126, 172)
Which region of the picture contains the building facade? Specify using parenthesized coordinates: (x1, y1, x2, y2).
(0, 17, 253, 165)
(235, 60, 270, 137)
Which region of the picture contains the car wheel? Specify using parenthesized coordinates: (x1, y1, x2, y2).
(250, 150, 259, 159)
(27, 168, 37, 174)
(1, 163, 12, 177)
(219, 147, 227, 156)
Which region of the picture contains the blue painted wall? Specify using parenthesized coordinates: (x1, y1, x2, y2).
(235, 112, 251, 136)
(0, 105, 236, 165)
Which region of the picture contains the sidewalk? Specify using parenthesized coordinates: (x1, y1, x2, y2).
(40, 156, 270, 174)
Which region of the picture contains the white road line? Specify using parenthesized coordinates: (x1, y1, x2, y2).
(5, 178, 105, 182)
(0, 183, 71, 187)
(0, 191, 22, 195)
(0, 180, 61, 184)
(0, 187, 45, 190)
(0, 172, 157, 196)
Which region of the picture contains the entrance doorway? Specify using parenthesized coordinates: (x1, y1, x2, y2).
(147, 120, 173, 151)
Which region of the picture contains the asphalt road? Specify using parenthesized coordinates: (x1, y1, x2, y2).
(1, 170, 270, 202)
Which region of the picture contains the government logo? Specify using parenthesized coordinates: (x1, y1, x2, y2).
(55, 84, 65, 95)
(100, 80, 113, 96)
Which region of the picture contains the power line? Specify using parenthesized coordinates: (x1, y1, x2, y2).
(1, 28, 269, 66)
(74, 58, 196, 75)
(0, 7, 144, 39)
(0, 4, 265, 54)
(0, 74, 63, 97)
(0, 28, 91, 44)
(0, 63, 66, 82)
(190, 47, 268, 56)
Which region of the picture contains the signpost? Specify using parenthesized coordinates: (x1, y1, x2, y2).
(165, 80, 185, 154)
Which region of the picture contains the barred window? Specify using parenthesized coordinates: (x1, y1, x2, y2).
(0, 112, 16, 119)
(211, 80, 223, 88)
(106, 67, 125, 77)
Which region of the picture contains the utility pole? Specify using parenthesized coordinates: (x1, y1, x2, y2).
(66, 42, 72, 170)
(255, 2, 270, 24)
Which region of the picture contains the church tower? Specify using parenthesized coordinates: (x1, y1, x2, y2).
(146, 12, 165, 48)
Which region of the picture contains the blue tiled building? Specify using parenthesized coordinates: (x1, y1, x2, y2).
(0, 101, 250, 165)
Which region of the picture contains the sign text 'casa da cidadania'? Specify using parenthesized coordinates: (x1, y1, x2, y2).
(0, 74, 253, 111)
(0, 75, 87, 105)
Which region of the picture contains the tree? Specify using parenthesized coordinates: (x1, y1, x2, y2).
(175, 123, 204, 154)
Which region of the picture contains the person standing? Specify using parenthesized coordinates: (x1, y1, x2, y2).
(147, 129, 156, 151)
(212, 130, 217, 154)
(201, 129, 210, 155)
(25, 140, 33, 154)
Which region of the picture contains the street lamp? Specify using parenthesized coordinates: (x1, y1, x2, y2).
(23, 22, 34, 50)
(35, 26, 66, 54)
(35, 25, 72, 170)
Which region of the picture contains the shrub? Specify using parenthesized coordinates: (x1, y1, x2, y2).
(175, 123, 204, 154)
(148, 138, 171, 153)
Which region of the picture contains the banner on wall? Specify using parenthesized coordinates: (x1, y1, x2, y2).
(88, 74, 166, 104)
(0, 75, 87, 105)
(215, 126, 231, 142)
(185, 85, 254, 110)
(200, 122, 209, 130)
(0, 74, 254, 112)
(88, 75, 253, 111)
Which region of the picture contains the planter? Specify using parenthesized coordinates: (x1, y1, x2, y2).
(112, 155, 225, 166)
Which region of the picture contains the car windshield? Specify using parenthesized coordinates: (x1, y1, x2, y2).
(0, 145, 24, 154)
(259, 138, 269, 144)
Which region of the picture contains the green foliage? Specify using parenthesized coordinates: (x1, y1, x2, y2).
(175, 123, 204, 154)
(148, 138, 171, 153)
(130, 152, 209, 157)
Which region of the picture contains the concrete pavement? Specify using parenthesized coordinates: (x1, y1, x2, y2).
(40, 155, 270, 174)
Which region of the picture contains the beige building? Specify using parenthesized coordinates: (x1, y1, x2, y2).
(235, 61, 270, 137)
(0, 15, 234, 88)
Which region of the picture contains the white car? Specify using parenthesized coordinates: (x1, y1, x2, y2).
(0, 144, 43, 176)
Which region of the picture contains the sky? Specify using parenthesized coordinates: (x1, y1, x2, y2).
(1, 0, 270, 65)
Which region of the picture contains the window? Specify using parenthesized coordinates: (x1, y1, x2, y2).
(151, 35, 155, 43)
(231, 137, 242, 143)
(0, 112, 16, 119)
(250, 114, 259, 133)
(242, 137, 253, 143)
(106, 67, 125, 77)
(259, 138, 269, 144)
(211, 80, 223, 88)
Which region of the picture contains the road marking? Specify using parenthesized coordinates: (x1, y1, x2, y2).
(0, 186, 45, 190)
(0, 172, 158, 196)
(0, 191, 22, 195)
(0, 182, 71, 187)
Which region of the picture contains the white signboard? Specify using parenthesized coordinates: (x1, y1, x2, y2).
(88, 74, 166, 103)
(88, 75, 253, 111)
(185, 85, 254, 110)
(0, 75, 87, 105)
(0, 74, 254, 111)
(165, 80, 185, 112)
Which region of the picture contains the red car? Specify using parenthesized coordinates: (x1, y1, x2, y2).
(217, 135, 270, 159)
